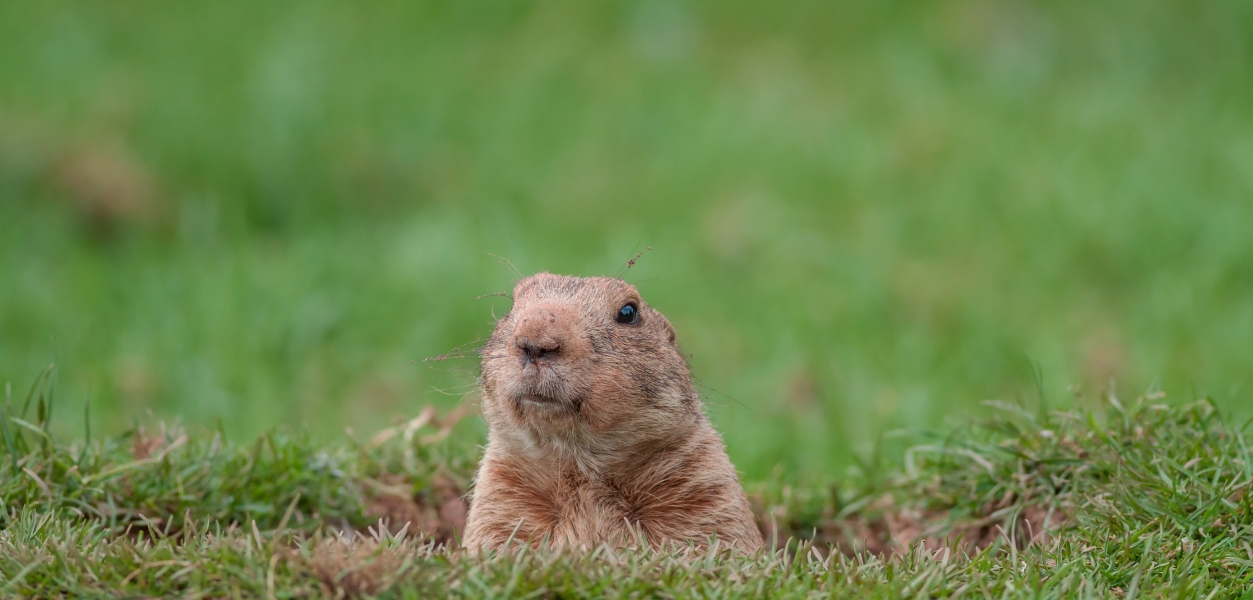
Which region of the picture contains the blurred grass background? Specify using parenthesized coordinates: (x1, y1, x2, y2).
(1, 0, 1251, 479)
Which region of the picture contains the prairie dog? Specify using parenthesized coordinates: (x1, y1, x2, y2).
(462, 273, 762, 552)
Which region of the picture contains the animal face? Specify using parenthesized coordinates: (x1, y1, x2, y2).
(479, 273, 694, 444)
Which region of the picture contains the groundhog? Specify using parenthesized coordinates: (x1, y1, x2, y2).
(462, 273, 763, 553)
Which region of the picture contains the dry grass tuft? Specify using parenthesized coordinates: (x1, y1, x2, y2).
(298, 532, 412, 599)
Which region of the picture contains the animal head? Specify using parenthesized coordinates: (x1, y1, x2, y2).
(479, 273, 698, 450)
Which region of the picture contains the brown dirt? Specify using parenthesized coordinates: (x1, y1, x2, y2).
(296, 535, 411, 598)
(756, 492, 1067, 558)
(364, 473, 467, 547)
(362, 404, 472, 546)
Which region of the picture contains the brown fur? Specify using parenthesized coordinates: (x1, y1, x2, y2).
(462, 273, 763, 553)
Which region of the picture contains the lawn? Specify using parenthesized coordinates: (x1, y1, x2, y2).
(2, 376, 1250, 597)
(2, 0, 1251, 480)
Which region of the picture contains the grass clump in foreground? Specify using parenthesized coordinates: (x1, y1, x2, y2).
(2, 383, 1252, 598)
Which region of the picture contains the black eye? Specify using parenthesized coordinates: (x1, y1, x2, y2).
(615, 303, 639, 324)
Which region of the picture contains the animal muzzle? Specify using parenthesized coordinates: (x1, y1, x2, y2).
(502, 302, 591, 407)
(510, 303, 576, 366)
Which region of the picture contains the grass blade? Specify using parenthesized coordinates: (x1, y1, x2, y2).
(20, 364, 54, 421)
(84, 384, 92, 446)
(9, 417, 53, 442)
(0, 402, 18, 474)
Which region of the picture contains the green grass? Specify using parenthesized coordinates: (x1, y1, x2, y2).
(3, 376, 1251, 597)
(2, 0, 1252, 480)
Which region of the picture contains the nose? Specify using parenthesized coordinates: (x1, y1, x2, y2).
(516, 337, 559, 361)
(511, 305, 568, 363)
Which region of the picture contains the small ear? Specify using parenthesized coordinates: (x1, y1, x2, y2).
(666, 323, 676, 345)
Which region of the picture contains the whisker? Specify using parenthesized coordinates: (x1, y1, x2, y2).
(692, 379, 757, 415)
(485, 252, 523, 280)
(428, 383, 481, 396)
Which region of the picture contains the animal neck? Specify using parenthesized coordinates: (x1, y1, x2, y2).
(490, 411, 704, 480)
